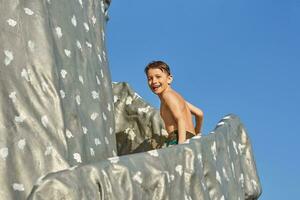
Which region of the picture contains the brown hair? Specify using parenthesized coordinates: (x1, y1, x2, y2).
(144, 61, 171, 76)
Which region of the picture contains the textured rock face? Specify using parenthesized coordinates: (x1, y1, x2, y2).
(28, 83, 262, 200)
(1, 0, 262, 199)
(0, 1, 115, 199)
(112, 82, 168, 155)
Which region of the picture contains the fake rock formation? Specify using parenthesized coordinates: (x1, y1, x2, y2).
(0, 0, 261, 199)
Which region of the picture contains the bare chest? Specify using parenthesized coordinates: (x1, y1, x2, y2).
(160, 103, 175, 125)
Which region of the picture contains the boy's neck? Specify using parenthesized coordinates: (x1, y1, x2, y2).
(158, 86, 172, 100)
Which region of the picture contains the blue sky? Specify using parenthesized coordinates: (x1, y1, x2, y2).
(106, 1, 300, 199)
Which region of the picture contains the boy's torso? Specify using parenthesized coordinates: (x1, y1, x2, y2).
(160, 90, 195, 134)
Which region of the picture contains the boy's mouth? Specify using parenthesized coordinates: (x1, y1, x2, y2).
(151, 84, 161, 91)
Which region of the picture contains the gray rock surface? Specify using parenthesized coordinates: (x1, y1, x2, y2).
(29, 111, 262, 200)
(0, 1, 115, 199)
(1, 0, 261, 199)
(112, 82, 168, 155)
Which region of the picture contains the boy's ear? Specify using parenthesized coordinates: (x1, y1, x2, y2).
(167, 75, 173, 85)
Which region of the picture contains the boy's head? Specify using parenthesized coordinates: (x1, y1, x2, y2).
(144, 61, 171, 76)
(145, 61, 173, 95)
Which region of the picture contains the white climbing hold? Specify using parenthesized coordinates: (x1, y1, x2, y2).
(21, 68, 31, 82)
(83, 22, 89, 32)
(76, 40, 82, 50)
(175, 165, 183, 176)
(211, 141, 217, 161)
(18, 139, 26, 150)
(7, 18, 17, 27)
(4, 50, 14, 66)
(222, 167, 229, 181)
(98, 54, 102, 63)
(24, 8, 34, 15)
(109, 127, 113, 135)
(125, 128, 135, 141)
(41, 116, 49, 128)
(55, 26, 63, 38)
(12, 183, 25, 191)
(102, 51, 106, 61)
(91, 16, 96, 25)
(238, 143, 246, 154)
(95, 138, 101, 146)
(223, 115, 231, 120)
(66, 129, 74, 138)
(102, 29, 105, 41)
(59, 90, 65, 99)
(138, 106, 151, 113)
(73, 153, 82, 163)
(86, 41, 92, 48)
(108, 156, 119, 164)
(100, 1, 105, 13)
(78, 0, 83, 7)
(15, 114, 26, 123)
(104, 137, 109, 144)
(239, 173, 244, 187)
(233, 141, 238, 155)
(102, 112, 107, 121)
(0, 148, 8, 160)
(27, 40, 35, 52)
(197, 153, 203, 168)
(44, 145, 53, 156)
(78, 75, 84, 84)
(161, 129, 168, 136)
(9, 91, 17, 103)
(231, 162, 235, 177)
(96, 75, 101, 85)
(82, 126, 88, 134)
(75, 95, 81, 105)
(148, 150, 159, 157)
(71, 15, 77, 27)
(60, 69, 67, 79)
(91, 91, 99, 99)
(90, 148, 95, 156)
(216, 171, 222, 184)
(113, 95, 118, 103)
(90, 112, 99, 120)
(132, 171, 143, 184)
(184, 195, 192, 200)
(64, 49, 71, 57)
(217, 121, 225, 126)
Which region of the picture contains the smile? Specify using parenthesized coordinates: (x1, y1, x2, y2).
(152, 84, 161, 90)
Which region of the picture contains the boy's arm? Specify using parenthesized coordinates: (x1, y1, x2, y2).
(163, 93, 186, 144)
(186, 101, 204, 134)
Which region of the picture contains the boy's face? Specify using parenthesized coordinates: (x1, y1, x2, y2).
(146, 68, 172, 95)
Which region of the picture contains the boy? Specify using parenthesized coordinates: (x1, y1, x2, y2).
(145, 61, 204, 146)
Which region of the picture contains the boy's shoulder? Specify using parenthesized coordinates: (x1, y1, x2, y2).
(161, 89, 185, 103)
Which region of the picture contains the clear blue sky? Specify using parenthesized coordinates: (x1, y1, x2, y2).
(106, 1, 300, 199)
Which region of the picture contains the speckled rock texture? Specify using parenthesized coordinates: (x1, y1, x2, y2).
(28, 83, 262, 200)
(1, 0, 261, 198)
(0, 0, 114, 199)
(112, 82, 168, 155)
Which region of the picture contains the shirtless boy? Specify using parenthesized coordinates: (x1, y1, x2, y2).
(145, 61, 204, 146)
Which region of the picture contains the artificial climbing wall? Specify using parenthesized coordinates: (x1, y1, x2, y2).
(0, 0, 115, 199)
